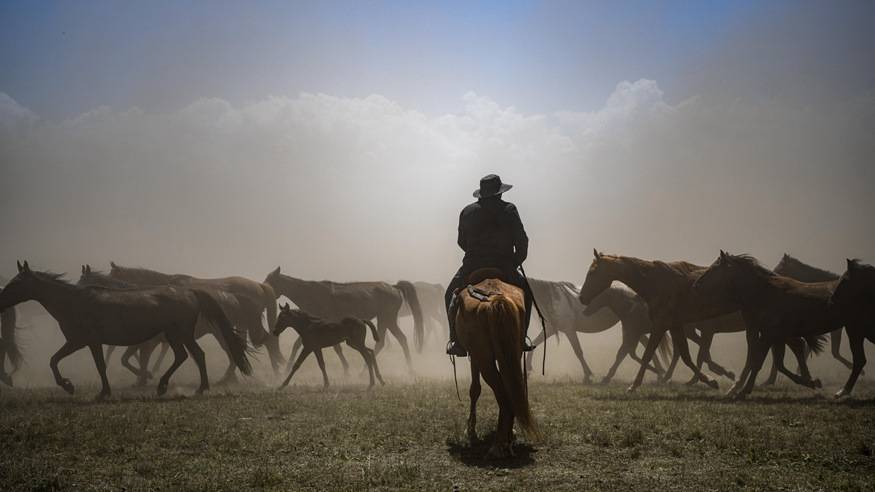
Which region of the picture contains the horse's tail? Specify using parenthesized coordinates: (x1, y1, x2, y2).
(486, 294, 539, 438)
(0, 308, 22, 372)
(658, 331, 673, 367)
(259, 282, 285, 369)
(395, 281, 424, 353)
(362, 319, 380, 343)
(192, 289, 253, 376)
(804, 333, 828, 357)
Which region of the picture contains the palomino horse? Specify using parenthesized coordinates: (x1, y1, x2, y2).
(109, 262, 284, 374)
(273, 304, 385, 389)
(581, 286, 673, 384)
(264, 267, 423, 370)
(80, 265, 260, 386)
(456, 268, 537, 459)
(0, 261, 252, 399)
(827, 259, 875, 397)
(579, 251, 730, 392)
(694, 252, 833, 399)
(773, 254, 848, 376)
(523, 279, 622, 383)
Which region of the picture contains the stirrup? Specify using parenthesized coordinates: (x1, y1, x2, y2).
(521, 335, 535, 352)
(446, 341, 468, 357)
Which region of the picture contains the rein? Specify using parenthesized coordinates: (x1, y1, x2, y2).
(519, 265, 548, 376)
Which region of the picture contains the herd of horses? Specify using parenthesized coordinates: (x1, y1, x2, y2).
(0, 251, 873, 458)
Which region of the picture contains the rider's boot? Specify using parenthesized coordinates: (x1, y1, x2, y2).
(446, 294, 468, 357)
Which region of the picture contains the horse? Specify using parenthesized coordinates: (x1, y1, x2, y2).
(773, 254, 849, 374)
(694, 252, 834, 399)
(455, 268, 537, 459)
(580, 286, 673, 384)
(398, 281, 447, 352)
(273, 304, 385, 389)
(0, 302, 22, 390)
(522, 279, 622, 383)
(0, 261, 252, 399)
(829, 259, 875, 397)
(80, 265, 257, 386)
(109, 262, 284, 373)
(578, 250, 737, 392)
(264, 267, 423, 371)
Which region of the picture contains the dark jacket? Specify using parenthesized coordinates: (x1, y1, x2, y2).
(457, 196, 528, 270)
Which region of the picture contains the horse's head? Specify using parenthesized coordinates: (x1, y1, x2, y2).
(0, 261, 38, 310)
(579, 249, 616, 305)
(264, 266, 282, 288)
(831, 259, 873, 310)
(274, 302, 307, 336)
(581, 286, 610, 316)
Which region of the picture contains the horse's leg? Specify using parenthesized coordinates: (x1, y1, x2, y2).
(105, 345, 116, 365)
(762, 342, 782, 386)
(467, 360, 481, 442)
(525, 329, 546, 373)
(835, 325, 866, 398)
(736, 340, 771, 399)
(830, 328, 854, 371)
(602, 337, 635, 385)
(119, 345, 144, 383)
(700, 333, 735, 381)
(50, 341, 85, 395)
(772, 342, 819, 389)
(88, 343, 112, 400)
(348, 342, 376, 388)
(151, 342, 170, 374)
(183, 337, 210, 395)
(629, 336, 666, 376)
(214, 332, 238, 386)
(137, 343, 158, 384)
(565, 332, 593, 384)
(156, 340, 188, 397)
(373, 326, 388, 355)
(728, 326, 757, 396)
(383, 319, 413, 370)
(279, 348, 311, 389)
(287, 337, 303, 372)
(629, 327, 666, 392)
(314, 349, 330, 388)
(479, 360, 513, 458)
(784, 338, 821, 388)
(669, 325, 718, 389)
(688, 329, 714, 385)
(332, 344, 350, 376)
(658, 339, 681, 383)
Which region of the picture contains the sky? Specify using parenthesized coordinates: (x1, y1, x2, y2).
(1, 0, 874, 285)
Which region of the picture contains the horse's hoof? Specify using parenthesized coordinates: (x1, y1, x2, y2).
(812, 379, 823, 389)
(626, 385, 637, 394)
(60, 379, 75, 395)
(157, 383, 168, 397)
(684, 378, 698, 387)
(195, 388, 207, 396)
(705, 379, 719, 390)
(834, 389, 849, 399)
(599, 377, 611, 385)
(94, 392, 110, 401)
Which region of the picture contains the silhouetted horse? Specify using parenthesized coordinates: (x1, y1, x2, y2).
(109, 262, 284, 373)
(581, 286, 672, 384)
(694, 252, 833, 399)
(264, 267, 423, 370)
(80, 265, 255, 386)
(829, 259, 875, 397)
(0, 303, 22, 390)
(273, 304, 384, 389)
(0, 261, 252, 399)
(523, 279, 621, 383)
(455, 268, 537, 459)
(773, 254, 849, 374)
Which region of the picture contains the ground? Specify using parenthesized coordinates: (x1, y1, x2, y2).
(1, 378, 874, 491)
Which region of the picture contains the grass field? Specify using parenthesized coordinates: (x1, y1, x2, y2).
(2, 377, 874, 491)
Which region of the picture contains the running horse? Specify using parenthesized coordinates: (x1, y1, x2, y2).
(455, 268, 538, 459)
(109, 262, 284, 375)
(830, 259, 875, 397)
(0, 261, 252, 399)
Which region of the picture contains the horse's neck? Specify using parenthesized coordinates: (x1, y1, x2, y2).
(277, 275, 320, 308)
(612, 259, 658, 300)
(30, 279, 82, 321)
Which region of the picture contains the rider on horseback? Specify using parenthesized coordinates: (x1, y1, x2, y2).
(445, 174, 535, 357)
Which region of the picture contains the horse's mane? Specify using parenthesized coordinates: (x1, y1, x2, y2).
(728, 254, 777, 277)
(114, 264, 181, 279)
(775, 254, 838, 279)
(848, 259, 874, 273)
(33, 270, 75, 286)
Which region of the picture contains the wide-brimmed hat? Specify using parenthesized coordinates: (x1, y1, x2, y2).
(473, 174, 512, 198)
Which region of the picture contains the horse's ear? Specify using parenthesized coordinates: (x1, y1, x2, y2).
(86, 264, 92, 274)
(593, 249, 601, 260)
(22, 261, 29, 272)
(110, 261, 117, 269)
(81, 265, 86, 274)
(274, 266, 281, 275)
(847, 258, 857, 271)
(17, 261, 22, 273)
(719, 250, 727, 260)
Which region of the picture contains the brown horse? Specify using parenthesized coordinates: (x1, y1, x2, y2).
(694, 252, 834, 399)
(273, 304, 385, 389)
(524, 279, 623, 383)
(264, 267, 423, 370)
(829, 259, 875, 397)
(109, 262, 284, 373)
(0, 261, 252, 399)
(455, 268, 537, 459)
(579, 250, 732, 392)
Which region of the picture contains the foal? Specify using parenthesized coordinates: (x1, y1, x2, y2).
(273, 304, 385, 389)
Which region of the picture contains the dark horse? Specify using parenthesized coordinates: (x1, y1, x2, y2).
(80, 265, 258, 386)
(523, 279, 623, 383)
(581, 286, 673, 384)
(0, 302, 22, 390)
(273, 304, 385, 389)
(694, 252, 834, 399)
(829, 259, 875, 398)
(264, 267, 423, 370)
(773, 254, 849, 374)
(0, 261, 252, 399)
(109, 262, 284, 374)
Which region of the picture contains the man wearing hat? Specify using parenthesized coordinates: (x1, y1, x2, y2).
(445, 174, 534, 357)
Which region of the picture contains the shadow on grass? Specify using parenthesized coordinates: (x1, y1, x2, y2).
(446, 431, 537, 469)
